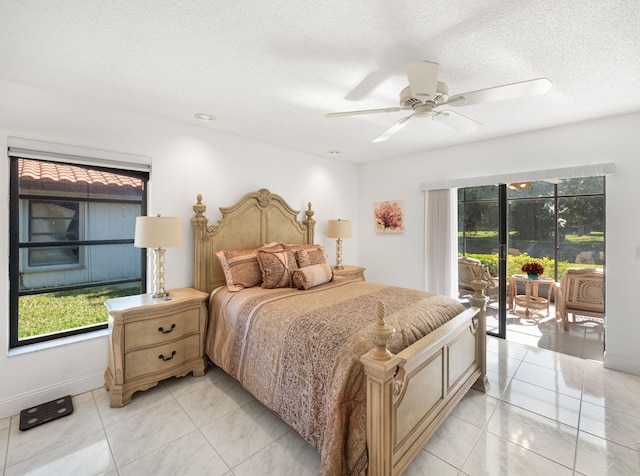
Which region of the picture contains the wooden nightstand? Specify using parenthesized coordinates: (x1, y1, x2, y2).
(333, 265, 366, 281)
(104, 287, 208, 407)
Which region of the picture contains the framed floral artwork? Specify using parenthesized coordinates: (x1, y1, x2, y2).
(374, 200, 404, 234)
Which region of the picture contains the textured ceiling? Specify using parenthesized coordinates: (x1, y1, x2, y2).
(1, 1, 639, 164)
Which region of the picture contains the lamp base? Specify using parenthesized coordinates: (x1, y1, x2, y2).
(334, 238, 344, 270)
(151, 247, 168, 299)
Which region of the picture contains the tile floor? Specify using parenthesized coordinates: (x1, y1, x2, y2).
(2, 336, 639, 475)
(486, 303, 605, 362)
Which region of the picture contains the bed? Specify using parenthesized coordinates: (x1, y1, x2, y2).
(191, 189, 488, 476)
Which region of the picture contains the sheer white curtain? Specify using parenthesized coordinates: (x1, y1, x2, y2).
(425, 189, 457, 297)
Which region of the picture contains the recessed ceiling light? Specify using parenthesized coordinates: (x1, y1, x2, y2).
(195, 113, 215, 122)
(328, 150, 341, 155)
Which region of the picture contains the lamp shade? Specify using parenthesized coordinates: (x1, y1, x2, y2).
(134, 216, 183, 248)
(327, 219, 352, 239)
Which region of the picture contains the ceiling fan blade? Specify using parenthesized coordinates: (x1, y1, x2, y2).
(406, 61, 439, 100)
(325, 107, 402, 118)
(432, 110, 483, 133)
(446, 77, 552, 107)
(373, 114, 415, 143)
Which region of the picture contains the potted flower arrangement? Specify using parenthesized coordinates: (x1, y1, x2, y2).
(522, 262, 544, 279)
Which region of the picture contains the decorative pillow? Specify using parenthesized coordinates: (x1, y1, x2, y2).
(296, 249, 311, 268)
(284, 244, 328, 267)
(260, 241, 286, 253)
(216, 248, 262, 291)
(257, 246, 298, 289)
(292, 263, 333, 290)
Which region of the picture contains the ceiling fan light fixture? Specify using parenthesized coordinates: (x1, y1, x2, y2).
(414, 103, 434, 117)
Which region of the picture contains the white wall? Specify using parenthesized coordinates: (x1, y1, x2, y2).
(0, 79, 358, 418)
(358, 112, 640, 376)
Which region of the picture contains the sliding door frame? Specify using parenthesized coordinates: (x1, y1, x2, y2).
(494, 184, 507, 339)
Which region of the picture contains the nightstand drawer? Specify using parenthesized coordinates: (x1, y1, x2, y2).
(124, 308, 200, 351)
(125, 334, 200, 380)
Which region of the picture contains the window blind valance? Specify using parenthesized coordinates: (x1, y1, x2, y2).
(420, 162, 615, 191)
(8, 137, 151, 172)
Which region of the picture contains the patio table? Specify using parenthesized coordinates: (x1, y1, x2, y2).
(510, 274, 556, 318)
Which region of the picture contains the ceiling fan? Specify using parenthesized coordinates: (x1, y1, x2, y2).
(326, 61, 552, 143)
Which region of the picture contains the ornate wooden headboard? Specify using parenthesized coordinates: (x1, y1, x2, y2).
(191, 188, 316, 293)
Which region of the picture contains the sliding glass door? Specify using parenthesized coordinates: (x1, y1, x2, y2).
(458, 177, 605, 341)
(458, 185, 508, 338)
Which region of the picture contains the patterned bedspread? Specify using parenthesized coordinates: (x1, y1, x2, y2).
(205, 278, 464, 475)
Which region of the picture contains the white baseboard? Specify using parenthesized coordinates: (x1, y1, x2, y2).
(603, 351, 640, 377)
(0, 371, 104, 420)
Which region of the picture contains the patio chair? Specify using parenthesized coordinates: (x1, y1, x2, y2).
(458, 256, 510, 306)
(557, 268, 604, 331)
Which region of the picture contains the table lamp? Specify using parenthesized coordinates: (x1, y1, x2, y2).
(134, 215, 183, 298)
(327, 219, 351, 269)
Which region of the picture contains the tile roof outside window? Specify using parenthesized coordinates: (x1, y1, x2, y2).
(18, 159, 142, 189)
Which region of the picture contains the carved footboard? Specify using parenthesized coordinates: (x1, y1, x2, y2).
(361, 285, 488, 475)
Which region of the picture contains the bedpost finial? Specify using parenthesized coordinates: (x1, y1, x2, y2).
(376, 301, 386, 323)
(367, 300, 395, 360)
(469, 279, 488, 309)
(303, 202, 316, 245)
(192, 193, 207, 220)
(305, 202, 315, 219)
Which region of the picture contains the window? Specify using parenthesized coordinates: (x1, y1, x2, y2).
(9, 157, 149, 348)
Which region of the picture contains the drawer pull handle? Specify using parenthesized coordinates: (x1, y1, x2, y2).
(158, 351, 176, 361)
(158, 324, 176, 334)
